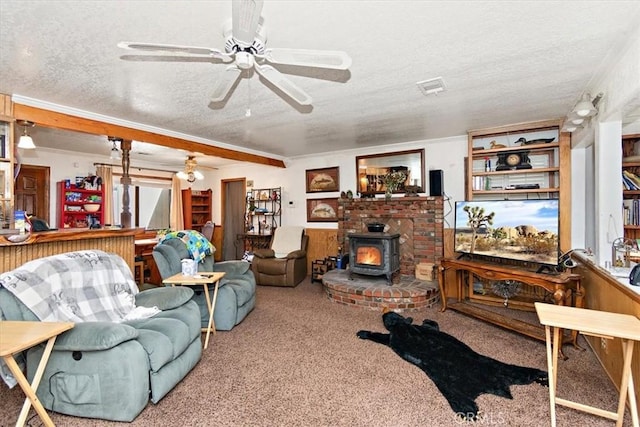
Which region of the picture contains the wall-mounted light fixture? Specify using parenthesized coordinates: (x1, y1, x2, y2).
(572, 93, 598, 117)
(16, 120, 36, 149)
(563, 92, 603, 132)
(108, 136, 122, 160)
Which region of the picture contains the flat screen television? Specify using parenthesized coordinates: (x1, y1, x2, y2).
(454, 199, 560, 267)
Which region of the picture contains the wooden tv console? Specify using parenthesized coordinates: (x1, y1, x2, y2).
(438, 257, 583, 345)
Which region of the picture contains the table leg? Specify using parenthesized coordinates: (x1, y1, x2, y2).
(544, 325, 558, 427)
(203, 281, 220, 349)
(201, 283, 214, 349)
(3, 336, 58, 427)
(617, 339, 638, 427)
(438, 266, 447, 312)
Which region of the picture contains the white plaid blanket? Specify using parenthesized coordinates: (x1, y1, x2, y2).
(0, 250, 142, 323)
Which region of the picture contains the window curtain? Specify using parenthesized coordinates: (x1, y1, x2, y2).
(170, 175, 184, 231)
(95, 165, 114, 226)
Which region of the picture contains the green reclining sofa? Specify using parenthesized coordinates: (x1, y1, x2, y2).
(0, 250, 202, 422)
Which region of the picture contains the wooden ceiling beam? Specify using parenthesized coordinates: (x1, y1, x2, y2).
(13, 103, 286, 168)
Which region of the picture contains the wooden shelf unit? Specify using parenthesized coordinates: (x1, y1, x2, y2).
(0, 96, 14, 230)
(57, 181, 104, 229)
(245, 187, 281, 235)
(182, 188, 212, 233)
(622, 134, 640, 240)
(466, 119, 571, 251)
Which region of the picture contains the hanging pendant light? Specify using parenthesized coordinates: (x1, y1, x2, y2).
(16, 120, 36, 149)
(108, 136, 122, 160)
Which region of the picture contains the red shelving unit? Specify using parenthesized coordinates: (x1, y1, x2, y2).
(57, 181, 104, 229)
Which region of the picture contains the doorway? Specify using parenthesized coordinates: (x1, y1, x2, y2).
(14, 164, 50, 222)
(221, 178, 246, 260)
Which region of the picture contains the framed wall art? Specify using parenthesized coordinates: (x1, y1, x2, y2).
(306, 166, 339, 193)
(306, 198, 339, 222)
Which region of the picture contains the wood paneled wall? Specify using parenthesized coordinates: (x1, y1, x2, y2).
(571, 254, 640, 411)
(305, 228, 339, 272)
(1, 229, 137, 273)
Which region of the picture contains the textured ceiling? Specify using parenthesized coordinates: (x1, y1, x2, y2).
(1, 1, 639, 169)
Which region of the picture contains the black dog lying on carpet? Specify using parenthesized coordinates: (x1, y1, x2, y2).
(357, 312, 548, 421)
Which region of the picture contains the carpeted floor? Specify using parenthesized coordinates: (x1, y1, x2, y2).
(0, 278, 633, 426)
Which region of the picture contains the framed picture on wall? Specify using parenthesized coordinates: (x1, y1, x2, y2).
(305, 166, 339, 193)
(306, 198, 339, 222)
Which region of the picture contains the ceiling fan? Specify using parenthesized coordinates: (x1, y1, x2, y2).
(176, 155, 204, 183)
(118, 0, 351, 107)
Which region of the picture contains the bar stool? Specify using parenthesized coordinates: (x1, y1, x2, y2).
(535, 302, 640, 427)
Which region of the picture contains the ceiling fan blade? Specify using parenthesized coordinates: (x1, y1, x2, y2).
(262, 48, 352, 70)
(118, 42, 233, 61)
(210, 66, 243, 102)
(255, 64, 312, 106)
(231, 0, 264, 47)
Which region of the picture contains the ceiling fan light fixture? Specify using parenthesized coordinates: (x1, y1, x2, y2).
(177, 155, 204, 182)
(17, 120, 36, 149)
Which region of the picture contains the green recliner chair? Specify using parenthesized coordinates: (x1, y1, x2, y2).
(153, 238, 256, 330)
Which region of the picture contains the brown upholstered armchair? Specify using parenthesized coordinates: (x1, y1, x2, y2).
(251, 226, 308, 287)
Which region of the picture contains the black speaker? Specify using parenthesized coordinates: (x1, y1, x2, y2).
(429, 169, 444, 196)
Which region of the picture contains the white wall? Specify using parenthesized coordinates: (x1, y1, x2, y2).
(210, 135, 467, 229)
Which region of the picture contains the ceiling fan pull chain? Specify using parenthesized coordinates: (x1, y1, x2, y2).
(245, 74, 252, 117)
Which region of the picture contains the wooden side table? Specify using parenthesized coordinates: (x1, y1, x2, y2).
(0, 321, 74, 427)
(535, 302, 640, 427)
(162, 271, 225, 349)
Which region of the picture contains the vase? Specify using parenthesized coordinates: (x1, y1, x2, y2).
(385, 188, 393, 201)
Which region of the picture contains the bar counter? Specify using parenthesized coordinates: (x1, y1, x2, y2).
(0, 228, 140, 273)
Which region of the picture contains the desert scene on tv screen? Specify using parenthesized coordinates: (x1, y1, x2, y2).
(454, 200, 559, 266)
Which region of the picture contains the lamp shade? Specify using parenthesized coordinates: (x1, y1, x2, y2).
(110, 146, 121, 160)
(573, 93, 597, 117)
(18, 135, 36, 149)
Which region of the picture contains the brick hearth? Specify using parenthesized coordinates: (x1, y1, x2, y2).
(322, 269, 440, 311)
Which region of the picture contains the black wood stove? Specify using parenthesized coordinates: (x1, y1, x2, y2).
(348, 232, 400, 285)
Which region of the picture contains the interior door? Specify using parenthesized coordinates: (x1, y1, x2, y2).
(14, 164, 50, 222)
(222, 178, 246, 260)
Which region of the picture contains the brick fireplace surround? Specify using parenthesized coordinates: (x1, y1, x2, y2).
(323, 196, 444, 311)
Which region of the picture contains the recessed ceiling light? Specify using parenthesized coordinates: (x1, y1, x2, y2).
(416, 77, 446, 96)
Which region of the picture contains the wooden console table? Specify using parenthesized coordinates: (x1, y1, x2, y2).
(438, 257, 583, 344)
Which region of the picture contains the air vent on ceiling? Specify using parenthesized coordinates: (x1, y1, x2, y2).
(416, 77, 446, 96)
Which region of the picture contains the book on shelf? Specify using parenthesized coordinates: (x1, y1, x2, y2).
(623, 199, 640, 226)
(623, 170, 640, 189)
